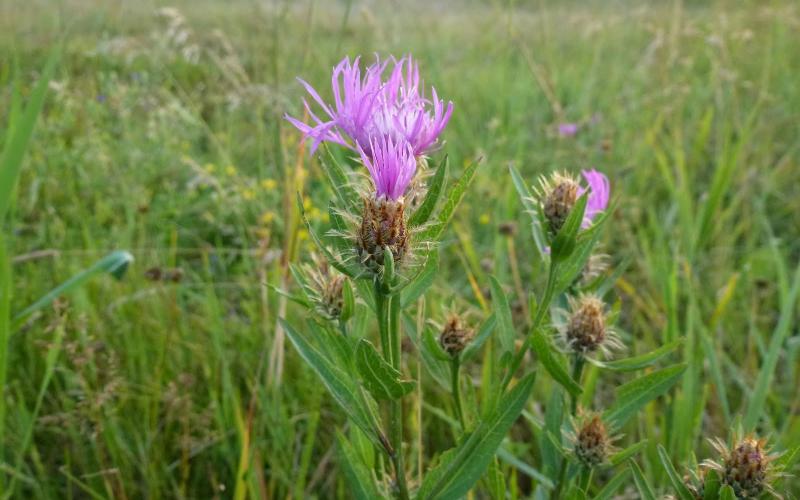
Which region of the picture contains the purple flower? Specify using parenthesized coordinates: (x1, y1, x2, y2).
(286, 55, 453, 157)
(558, 122, 579, 137)
(579, 169, 610, 228)
(359, 137, 417, 201)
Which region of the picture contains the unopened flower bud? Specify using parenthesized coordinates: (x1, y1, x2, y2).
(357, 196, 410, 272)
(565, 295, 607, 354)
(439, 313, 473, 357)
(703, 434, 783, 499)
(574, 414, 611, 467)
(306, 256, 347, 320)
(543, 175, 579, 235)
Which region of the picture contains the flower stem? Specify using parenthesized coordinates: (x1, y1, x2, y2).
(450, 357, 466, 429)
(500, 261, 560, 393)
(552, 355, 586, 499)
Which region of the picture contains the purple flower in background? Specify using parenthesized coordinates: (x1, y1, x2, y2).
(359, 137, 417, 201)
(558, 122, 579, 137)
(579, 169, 610, 228)
(286, 55, 453, 157)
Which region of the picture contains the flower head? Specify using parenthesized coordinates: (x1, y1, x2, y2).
(702, 434, 785, 498)
(567, 410, 619, 468)
(302, 254, 347, 320)
(558, 122, 579, 137)
(439, 312, 474, 357)
(359, 136, 417, 201)
(560, 294, 622, 358)
(286, 55, 453, 157)
(579, 169, 610, 228)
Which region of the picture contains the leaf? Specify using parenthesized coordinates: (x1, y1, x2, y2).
(657, 444, 694, 500)
(495, 447, 554, 490)
(553, 208, 609, 293)
(603, 364, 686, 429)
(417, 373, 535, 500)
(609, 440, 648, 466)
(335, 431, 382, 500)
(340, 279, 355, 322)
(0, 48, 59, 222)
(355, 339, 414, 400)
(461, 313, 496, 363)
(489, 276, 515, 354)
(530, 330, 582, 397)
(399, 250, 438, 307)
(588, 339, 682, 372)
(409, 155, 448, 227)
(417, 157, 481, 242)
(509, 165, 548, 259)
(297, 193, 361, 279)
(550, 193, 587, 262)
(629, 460, 656, 500)
(12, 250, 134, 331)
(321, 144, 359, 212)
(744, 261, 800, 431)
(593, 468, 630, 500)
(423, 326, 452, 362)
(719, 485, 736, 500)
(703, 470, 721, 499)
(281, 319, 381, 447)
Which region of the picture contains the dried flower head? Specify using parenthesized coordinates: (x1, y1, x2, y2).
(438, 312, 474, 357)
(568, 411, 618, 468)
(702, 434, 785, 499)
(561, 294, 622, 357)
(536, 169, 610, 236)
(578, 253, 609, 287)
(286, 55, 453, 157)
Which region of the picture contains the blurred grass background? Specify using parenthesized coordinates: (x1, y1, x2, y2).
(1, 0, 799, 497)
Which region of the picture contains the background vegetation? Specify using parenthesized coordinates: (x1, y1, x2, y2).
(1, 0, 798, 497)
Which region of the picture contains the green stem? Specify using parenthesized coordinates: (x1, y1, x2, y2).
(450, 357, 466, 429)
(552, 355, 586, 499)
(501, 261, 560, 393)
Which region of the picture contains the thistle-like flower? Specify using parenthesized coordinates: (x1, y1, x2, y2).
(286, 55, 453, 157)
(536, 169, 610, 235)
(560, 294, 622, 357)
(438, 312, 474, 357)
(702, 434, 785, 498)
(568, 411, 618, 468)
(355, 137, 415, 271)
(301, 254, 347, 320)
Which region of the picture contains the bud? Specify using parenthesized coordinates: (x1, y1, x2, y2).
(703, 435, 783, 499)
(563, 294, 621, 356)
(542, 173, 579, 235)
(306, 255, 346, 320)
(578, 253, 609, 287)
(573, 413, 613, 468)
(356, 196, 410, 272)
(439, 313, 473, 357)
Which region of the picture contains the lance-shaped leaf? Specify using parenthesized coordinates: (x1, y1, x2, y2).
(657, 444, 694, 500)
(594, 468, 630, 500)
(461, 313, 496, 363)
(399, 250, 438, 306)
(509, 165, 549, 259)
(335, 431, 382, 500)
(550, 193, 587, 262)
(553, 205, 611, 293)
(13, 250, 133, 331)
(609, 440, 648, 466)
(417, 157, 481, 242)
(355, 339, 414, 400)
(423, 326, 452, 362)
(588, 339, 682, 372)
(409, 155, 448, 227)
(604, 364, 686, 429)
(417, 373, 535, 500)
(530, 329, 582, 397)
(488, 276, 515, 354)
(719, 485, 736, 500)
(629, 460, 657, 500)
(297, 193, 361, 279)
(281, 319, 382, 447)
(703, 470, 721, 499)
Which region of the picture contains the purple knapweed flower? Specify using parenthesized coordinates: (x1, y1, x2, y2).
(358, 137, 417, 201)
(286, 55, 453, 157)
(558, 123, 579, 137)
(579, 169, 610, 228)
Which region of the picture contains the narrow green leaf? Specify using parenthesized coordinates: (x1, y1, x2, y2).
(417, 157, 481, 242)
(489, 276, 515, 354)
(588, 339, 682, 372)
(399, 250, 438, 307)
(417, 373, 535, 500)
(550, 193, 587, 262)
(382, 247, 395, 290)
(423, 326, 452, 362)
(593, 468, 630, 500)
(355, 339, 414, 400)
(553, 206, 610, 293)
(297, 193, 361, 279)
(657, 444, 694, 500)
(629, 460, 656, 500)
(280, 319, 381, 447)
(12, 250, 133, 331)
(604, 364, 686, 428)
(409, 155, 448, 227)
(719, 485, 736, 500)
(508, 165, 548, 259)
(609, 440, 648, 466)
(335, 431, 382, 500)
(703, 470, 721, 499)
(0, 48, 59, 222)
(495, 447, 554, 490)
(321, 144, 359, 212)
(340, 279, 355, 322)
(461, 313, 496, 363)
(530, 330, 582, 397)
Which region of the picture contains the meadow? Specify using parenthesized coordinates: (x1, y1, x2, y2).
(1, 0, 799, 498)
